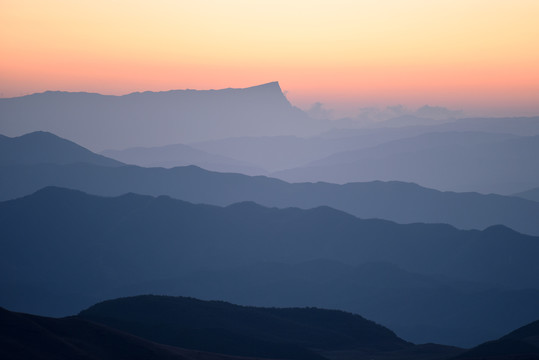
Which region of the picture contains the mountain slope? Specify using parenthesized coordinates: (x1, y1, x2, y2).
(115, 260, 539, 347)
(274, 132, 539, 195)
(455, 318, 539, 359)
(101, 143, 265, 175)
(0, 82, 327, 150)
(190, 131, 518, 172)
(2, 188, 539, 347)
(0, 131, 123, 167)
(2, 187, 539, 294)
(0, 306, 254, 360)
(1, 162, 539, 236)
(514, 187, 539, 202)
(78, 295, 410, 359)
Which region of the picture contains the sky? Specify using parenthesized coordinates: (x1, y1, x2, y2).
(1, 0, 538, 118)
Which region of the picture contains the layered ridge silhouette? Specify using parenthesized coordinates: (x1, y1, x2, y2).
(2, 187, 539, 346)
(1, 131, 538, 236)
(0, 82, 327, 150)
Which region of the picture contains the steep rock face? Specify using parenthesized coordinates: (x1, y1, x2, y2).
(0, 82, 326, 150)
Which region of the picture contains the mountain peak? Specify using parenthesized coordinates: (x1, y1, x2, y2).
(243, 81, 284, 96)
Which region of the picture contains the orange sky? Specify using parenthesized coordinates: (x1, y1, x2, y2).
(1, 0, 538, 117)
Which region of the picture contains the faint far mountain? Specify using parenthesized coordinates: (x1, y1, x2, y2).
(429, 116, 539, 136)
(514, 187, 539, 202)
(0, 306, 270, 360)
(455, 318, 539, 359)
(102, 143, 266, 175)
(334, 116, 539, 136)
(0, 82, 328, 150)
(273, 132, 539, 195)
(0, 131, 123, 167)
(78, 295, 413, 360)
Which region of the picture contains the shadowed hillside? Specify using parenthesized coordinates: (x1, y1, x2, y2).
(0, 131, 123, 167)
(455, 318, 539, 359)
(78, 295, 411, 360)
(1, 161, 538, 236)
(2, 187, 539, 346)
(0, 306, 259, 360)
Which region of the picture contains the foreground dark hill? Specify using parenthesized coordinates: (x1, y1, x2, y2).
(0, 131, 123, 167)
(78, 295, 417, 360)
(124, 260, 539, 347)
(0, 306, 269, 360)
(0, 82, 327, 150)
(274, 132, 539, 195)
(2, 161, 539, 236)
(2, 187, 539, 347)
(455, 318, 539, 359)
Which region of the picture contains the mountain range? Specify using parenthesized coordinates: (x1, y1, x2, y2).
(2, 83, 539, 356)
(273, 132, 539, 195)
(0, 82, 327, 150)
(2, 187, 539, 346)
(0, 131, 122, 167)
(1, 131, 539, 236)
(0, 305, 270, 360)
(101, 143, 265, 175)
(4, 294, 539, 360)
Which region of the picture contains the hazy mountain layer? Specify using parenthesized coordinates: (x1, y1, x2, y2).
(2, 187, 539, 348)
(514, 187, 539, 202)
(2, 162, 539, 236)
(0, 82, 327, 150)
(100, 260, 539, 347)
(0, 131, 123, 167)
(102, 143, 266, 175)
(190, 131, 518, 172)
(274, 132, 539, 195)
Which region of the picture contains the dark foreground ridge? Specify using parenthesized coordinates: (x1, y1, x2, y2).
(2, 187, 539, 347)
(0, 306, 259, 360)
(77, 295, 461, 360)
(455, 319, 539, 359)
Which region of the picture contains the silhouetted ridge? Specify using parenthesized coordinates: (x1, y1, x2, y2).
(78, 295, 411, 359)
(0, 131, 123, 167)
(455, 318, 539, 359)
(0, 306, 268, 360)
(2, 135, 539, 236)
(0, 82, 325, 148)
(2, 187, 539, 347)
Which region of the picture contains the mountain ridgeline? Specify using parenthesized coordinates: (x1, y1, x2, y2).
(0, 82, 327, 150)
(78, 295, 411, 360)
(0, 306, 274, 360)
(2, 187, 539, 347)
(1, 83, 539, 356)
(1, 160, 538, 237)
(0, 131, 123, 167)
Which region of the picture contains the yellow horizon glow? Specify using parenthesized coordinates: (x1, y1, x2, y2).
(1, 0, 538, 116)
